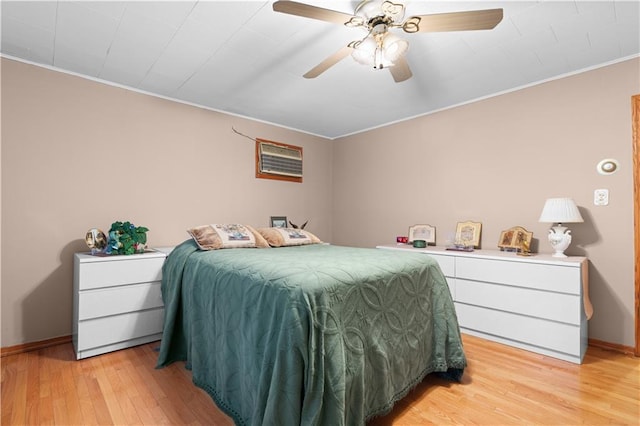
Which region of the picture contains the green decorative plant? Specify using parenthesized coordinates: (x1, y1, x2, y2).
(106, 221, 149, 255)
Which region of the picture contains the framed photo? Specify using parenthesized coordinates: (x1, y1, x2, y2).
(270, 216, 287, 228)
(498, 229, 515, 247)
(408, 224, 436, 245)
(455, 221, 482, 248)
(498, 226, 533, 252)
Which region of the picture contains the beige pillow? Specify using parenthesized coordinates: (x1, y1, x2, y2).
(256, 227, 322, 247)
(187, 224, 270, 250)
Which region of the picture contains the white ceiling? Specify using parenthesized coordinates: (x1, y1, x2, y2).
(2, 1, 639, 139)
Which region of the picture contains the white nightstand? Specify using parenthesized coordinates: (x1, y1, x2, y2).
(72, 249, 169, 359)
(377, 244, 591, 364)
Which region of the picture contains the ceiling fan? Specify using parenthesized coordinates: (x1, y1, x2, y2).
(273, 0, 503, 82)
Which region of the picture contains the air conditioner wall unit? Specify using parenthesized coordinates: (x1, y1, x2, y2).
(256, 139, 303, 183)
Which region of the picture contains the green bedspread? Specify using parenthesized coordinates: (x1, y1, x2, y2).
(157, 240, 466, 425)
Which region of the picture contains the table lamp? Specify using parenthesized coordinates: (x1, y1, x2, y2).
(538, 198, 584, 257)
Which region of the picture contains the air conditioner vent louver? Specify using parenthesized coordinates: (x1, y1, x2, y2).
(259, 142, 303, 178)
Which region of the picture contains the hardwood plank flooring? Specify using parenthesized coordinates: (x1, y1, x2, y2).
(1, 334, 638, 425)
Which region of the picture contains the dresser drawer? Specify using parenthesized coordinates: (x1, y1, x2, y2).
(456, 257, 580, 294)
(427, 254, 455, 277)
(375, 244, 588, 363)
(456, 279, 581, 325)
(77, 257, 165, 290)
(78, 282, 163, 320)
(77, 308, 164, 351)
(444, 277, 456, 300)
(455, 303, 581, 357)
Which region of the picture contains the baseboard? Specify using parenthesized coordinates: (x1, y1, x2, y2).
(1, 335, 72, 357)
(588, 338, 636, 356)
(2, 335, 636, 358)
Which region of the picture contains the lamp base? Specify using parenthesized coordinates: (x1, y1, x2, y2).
(548, 225, 572, 257)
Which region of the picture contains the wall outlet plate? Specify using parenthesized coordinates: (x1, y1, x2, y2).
(594, 189, 609, 206)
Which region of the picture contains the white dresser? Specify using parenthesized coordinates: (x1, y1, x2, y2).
(377, 245, 592, 364)
(73, 249, 170, 359)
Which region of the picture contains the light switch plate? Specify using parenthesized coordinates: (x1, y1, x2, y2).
(594, 189, 609, 206)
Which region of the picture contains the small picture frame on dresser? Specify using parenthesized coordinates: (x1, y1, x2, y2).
(498, 226, 533, 253)
(270, 216, 287, 228)
(455, 221, 482, 248)
(408, 224, 436, 245)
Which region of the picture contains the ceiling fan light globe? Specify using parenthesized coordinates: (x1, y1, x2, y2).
(383, 34, 408, 62)
(351, 37, 377, 66)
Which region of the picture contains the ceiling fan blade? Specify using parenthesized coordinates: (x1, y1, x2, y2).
(303, 45, 354, 79)
(273, 1, 355, 25)
(389, 56, 412, 83)
(404, 8, 503, 33)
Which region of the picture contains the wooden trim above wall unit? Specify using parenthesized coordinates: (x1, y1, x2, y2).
(255, 138, 303, 183)
(632, 94, 640, 357)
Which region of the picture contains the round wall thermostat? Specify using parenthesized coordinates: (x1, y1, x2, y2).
(596, 159, 619, 175)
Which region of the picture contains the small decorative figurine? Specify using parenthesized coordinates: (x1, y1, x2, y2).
(289, 220, 308, 229)
(518, 238, 532, 256)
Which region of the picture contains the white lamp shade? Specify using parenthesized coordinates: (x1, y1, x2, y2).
(538, 198, 584, 223)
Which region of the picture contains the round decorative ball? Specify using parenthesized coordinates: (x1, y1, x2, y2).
(85, 228, 107, 252)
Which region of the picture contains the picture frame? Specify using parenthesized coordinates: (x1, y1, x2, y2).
(270, 216, 287, 228)
(498, 226, 533, 252)
(408, 224, 436, 245)
(455, 221, 482, 248)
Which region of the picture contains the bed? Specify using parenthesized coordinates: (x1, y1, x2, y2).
(156, 238, 466, 425)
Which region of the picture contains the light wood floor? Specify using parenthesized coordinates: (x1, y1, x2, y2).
(2, 334, 638, 425)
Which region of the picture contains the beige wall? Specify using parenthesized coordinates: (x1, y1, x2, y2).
(1, 58, 334, 347)
(333, 58, 640, 348)
(1, 58, 3, 345)
(2, 56, 639, 349)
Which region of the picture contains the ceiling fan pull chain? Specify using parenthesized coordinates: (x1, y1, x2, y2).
(374, 38, 384, 69)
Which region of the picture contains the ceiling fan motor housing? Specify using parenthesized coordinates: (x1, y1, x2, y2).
(369, 16, 393, 35)
(356, 0, 405, 22)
